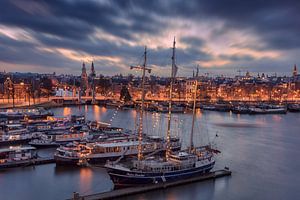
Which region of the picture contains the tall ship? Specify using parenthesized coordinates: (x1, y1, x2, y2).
(54, 50, 181, 165)
(105, 38, 218, 188)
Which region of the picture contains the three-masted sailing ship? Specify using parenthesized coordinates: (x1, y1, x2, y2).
(105, 38, 218, 188)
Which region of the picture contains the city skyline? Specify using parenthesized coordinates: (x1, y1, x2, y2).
(0, 0, 300, 76)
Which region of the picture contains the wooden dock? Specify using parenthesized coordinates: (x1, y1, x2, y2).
(0, 157, 54, 169)
(72, 169, 231, 200)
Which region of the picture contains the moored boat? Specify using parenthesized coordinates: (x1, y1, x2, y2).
(29, 131, 88, 148)
(105, 38, 218, 188)
(0, 146, 37, 168)
(288, 104, 300, 112)
(231, 106, 249, 114)
(156, 104, 185, 113)
(249, 106, 287, 114)
(54, 135, 181, 165)
(0, 124, 32, 145)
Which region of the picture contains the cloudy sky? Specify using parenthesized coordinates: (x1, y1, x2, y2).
(0, 0, 299, 77)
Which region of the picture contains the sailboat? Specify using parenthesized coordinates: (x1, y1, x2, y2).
(105, 38, 217, 188)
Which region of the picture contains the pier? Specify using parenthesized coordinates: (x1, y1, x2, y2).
(71, 169, 231, 200)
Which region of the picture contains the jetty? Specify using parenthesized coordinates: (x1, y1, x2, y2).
(70, 169, 231, 200)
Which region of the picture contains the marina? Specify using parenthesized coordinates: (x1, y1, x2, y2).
(0, 106, 299, 200)
(0, 1, 300, 199)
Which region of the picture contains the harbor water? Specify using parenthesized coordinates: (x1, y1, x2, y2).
(0, 105, 300, 200)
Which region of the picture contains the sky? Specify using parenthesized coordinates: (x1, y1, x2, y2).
(0, 0, 299, 77)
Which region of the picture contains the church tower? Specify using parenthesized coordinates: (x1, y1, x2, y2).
(90, 61, 96, 103)
(81, 62, 88, 95)
(90, 61, 96, 78)
(293, 64, 298, 77)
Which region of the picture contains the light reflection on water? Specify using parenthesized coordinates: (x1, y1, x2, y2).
(0, 105, 299, 200)
(63, 107, 71, 116)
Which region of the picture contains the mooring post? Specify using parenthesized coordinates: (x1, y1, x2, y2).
(73, 192, 80, 200)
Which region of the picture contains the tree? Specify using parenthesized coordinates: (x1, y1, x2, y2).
(96, 78, 111, 95)
(120, 85, 132, 102)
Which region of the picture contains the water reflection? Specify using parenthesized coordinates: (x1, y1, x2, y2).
(79, 167, 92, 193)
(54, 165, 76, 174)
(93, 105, 101, 121)
(63, 107, 71, 116)
(0, 105, 295, 200)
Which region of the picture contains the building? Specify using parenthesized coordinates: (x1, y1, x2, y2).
(293, 64, 298, 77)
(80, 62, 89, 96)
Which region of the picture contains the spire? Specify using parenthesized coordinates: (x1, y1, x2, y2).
(246, 71, 250, 77)
(293, 64, 297, 76)
(81, 62, 88, 96)
(196, 66, 199, 77)
(82, 62, 86, 73)
(90, 61, 96, 77)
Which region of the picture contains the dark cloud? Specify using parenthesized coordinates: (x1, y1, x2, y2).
(180, 36, 205, 48)
(219, 54, 255, 62)
(0, 0, 299, 75)
(0, 34, 77, 70)
(0, 0, 166, 40)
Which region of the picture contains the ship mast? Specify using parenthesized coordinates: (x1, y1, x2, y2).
(189, 80, 197, 152)
(166, 37, 177, 160)
(130, 46, 151, 161)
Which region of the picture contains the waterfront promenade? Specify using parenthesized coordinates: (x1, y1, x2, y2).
(0, 95, 299, 109)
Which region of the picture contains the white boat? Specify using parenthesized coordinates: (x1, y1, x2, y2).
(29, 131, 89, 147)
(0, 146, 37, 164)
(249, 106, 287, 114)
(54, 136, 180, 165)
(0, 124, 32, 144)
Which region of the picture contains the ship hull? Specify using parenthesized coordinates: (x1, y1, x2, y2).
(107, 161, 215, 188)
(0, 138, 31, 146)
(29, 142, 60, 148)
(54, 154, 80, 165)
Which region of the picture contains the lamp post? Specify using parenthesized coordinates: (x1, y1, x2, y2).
(27, 86, 31, 107)
(11, 85, 15, 108)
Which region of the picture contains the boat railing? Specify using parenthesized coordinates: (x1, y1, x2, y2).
(112, 148, 129, 165)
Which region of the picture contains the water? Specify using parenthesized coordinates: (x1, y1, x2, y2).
(1, 105, 300, 200)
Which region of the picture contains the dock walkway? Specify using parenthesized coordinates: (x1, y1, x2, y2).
(72, 169, 231, 200)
